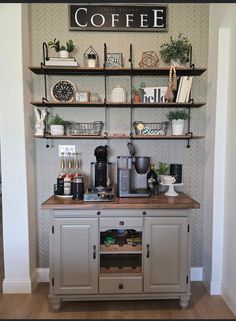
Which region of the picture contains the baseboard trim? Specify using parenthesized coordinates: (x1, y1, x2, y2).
(37, 268, 49, 282)
(222, 282, 236, 316)
(37, 267, 203, 283)
(2, 278, 33, 293)
(190, 267, 203, 281)
(210, 280, 221, 295)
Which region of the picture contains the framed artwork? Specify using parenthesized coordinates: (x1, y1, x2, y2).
(106, 53, 123, 68)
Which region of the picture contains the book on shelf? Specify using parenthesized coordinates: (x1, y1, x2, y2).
(45, 57, 78, 66)
(176, 76, 193, 103)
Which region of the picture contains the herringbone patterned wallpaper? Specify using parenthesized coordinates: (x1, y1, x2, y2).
(29, 3, 209, 268)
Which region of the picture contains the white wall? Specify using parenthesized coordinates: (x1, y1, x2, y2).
(221, 12, 236, 316)
(204, 4, 236, 315)
(0, 4, 36, 293)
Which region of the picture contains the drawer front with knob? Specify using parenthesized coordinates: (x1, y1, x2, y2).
(100, 217, 143, 229)
(99, 276, 142, 294)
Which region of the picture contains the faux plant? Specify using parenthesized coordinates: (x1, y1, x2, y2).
(155, 162, 169, 175)
(167, 109, 189, 121)
(160, 33, 191, 64)
(131, 82, 146, 94)
(48, 38, 75, 53)
(49, 114, 65, 126)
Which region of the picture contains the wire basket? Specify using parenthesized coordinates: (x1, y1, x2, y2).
(65, 121, 104, 136)
(133, 121, 169, 136)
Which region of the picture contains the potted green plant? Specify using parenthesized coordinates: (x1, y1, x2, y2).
(167, 109, 189, 135)
(159, 33, 192, 67)
(49, 114, 65, 136)
(131, 82, 145, 102)
(48, 38, 75, 58)
(155, 161, 169, 183)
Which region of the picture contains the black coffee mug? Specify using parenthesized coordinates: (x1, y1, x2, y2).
(170, 164, 182, 183)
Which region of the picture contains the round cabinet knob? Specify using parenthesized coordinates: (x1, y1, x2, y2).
(119, 221, 124, 226)
(97, 211, 101, 216)
(118, 284, 124, 290)
(143, 211, 147, 215)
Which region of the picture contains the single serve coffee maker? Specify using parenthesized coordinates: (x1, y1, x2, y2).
(117, 144, 150, 197)
(84, 145, 114, 201)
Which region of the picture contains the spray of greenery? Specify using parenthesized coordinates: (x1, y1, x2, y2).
(160, 33, 191, 64)
(48, 38, 75, 53)
(49, 114, 65, 126)
(167, 109, 189, 121)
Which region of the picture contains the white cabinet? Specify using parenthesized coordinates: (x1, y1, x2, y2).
(144, 217, 189, 293)
(50, 218, 98, 300)
(48, 210, 191, 310)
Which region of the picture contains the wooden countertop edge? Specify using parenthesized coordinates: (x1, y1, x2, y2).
(41, 192, 200, 210)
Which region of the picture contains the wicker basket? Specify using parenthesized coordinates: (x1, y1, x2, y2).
(133, 121, 169, 136)
(65, 121, 104, 136)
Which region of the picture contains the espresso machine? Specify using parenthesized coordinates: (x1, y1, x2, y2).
(117, 143, 150, 197)
(84, 145, 114, 201)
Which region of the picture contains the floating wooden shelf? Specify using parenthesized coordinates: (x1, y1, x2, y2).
(34, 134, 205, 140)
(29, 66, 207, 76)
(31, 101, 206, 108)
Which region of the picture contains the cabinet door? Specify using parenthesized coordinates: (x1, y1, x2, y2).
(144, 217, 189, 293)
(53, 218, 98, 294)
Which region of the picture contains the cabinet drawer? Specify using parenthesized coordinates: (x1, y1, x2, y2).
(100, 217, 143, 229)
(99, 276, 142, 294)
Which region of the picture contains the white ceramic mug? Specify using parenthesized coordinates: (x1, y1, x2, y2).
(162, 175, 176, 184)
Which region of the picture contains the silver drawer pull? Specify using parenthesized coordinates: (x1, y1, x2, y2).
(119, 221, 124, 226)
(118, 283, 124, 289)
(146, 244, 150, 258)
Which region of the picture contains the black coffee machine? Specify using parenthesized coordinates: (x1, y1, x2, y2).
(88, 145, 112, 191)
(84, 145, 114, 201)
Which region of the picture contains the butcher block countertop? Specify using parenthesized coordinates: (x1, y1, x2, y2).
(42, 192, 200, 210)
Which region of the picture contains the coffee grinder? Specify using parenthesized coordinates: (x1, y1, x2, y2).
(84, 145, 114, 201)
(117, 143, 150, 198)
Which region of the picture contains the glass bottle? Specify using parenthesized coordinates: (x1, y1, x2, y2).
(147, 163, 158, 195)
(57, 152, 66, 195)
(73, 152, 81, 177)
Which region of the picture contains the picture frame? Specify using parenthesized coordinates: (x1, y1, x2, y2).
(106, 53, 123, 68)
(75, 91, 90, 102)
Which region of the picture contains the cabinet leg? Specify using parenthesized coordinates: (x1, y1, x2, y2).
(179, 294, 190, 309)
(49, 296, 61, 311)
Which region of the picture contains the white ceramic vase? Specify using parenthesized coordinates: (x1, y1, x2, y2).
(59, 50, 69, 58)
(50, 125, 64, 136)
(171, 119, 185, 135)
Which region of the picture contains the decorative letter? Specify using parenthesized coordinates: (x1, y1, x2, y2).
(152, 9, 164, 28)
(125, 14, 134, 27)
(111, 14, 119, 27)
(91, 13, 105, 27)
(75, 8, 87, 27)
(140, 14, 148, 27)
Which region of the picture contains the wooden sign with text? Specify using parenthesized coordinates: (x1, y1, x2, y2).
(69, 4, 168, 32)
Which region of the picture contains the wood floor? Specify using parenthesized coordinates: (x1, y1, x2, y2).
(0, 282, 235, 319)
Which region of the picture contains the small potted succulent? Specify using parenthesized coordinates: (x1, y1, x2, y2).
(49, 114, 65, 136)
(167, 109, 189, 135)
(131, 82, 145, 103)
(48, 38, 75, 58)
(160, 33, 192, 67)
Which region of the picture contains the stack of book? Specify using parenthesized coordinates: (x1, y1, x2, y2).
(176, 76, 193, 103)
(45, 57, 78, 67)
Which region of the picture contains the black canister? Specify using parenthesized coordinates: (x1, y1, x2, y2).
(170, 164, 182, 183)
(72, 176, 84, 200)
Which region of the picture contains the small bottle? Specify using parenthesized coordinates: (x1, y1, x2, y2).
(147, 163, 158, 195)
(57, 153, 66, 195)
(73, 152, 81, 177)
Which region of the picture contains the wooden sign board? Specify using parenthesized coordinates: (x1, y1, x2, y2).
(69, 4, 168, 32)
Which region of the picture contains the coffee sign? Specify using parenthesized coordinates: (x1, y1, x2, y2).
(69, 4, 168, 32)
